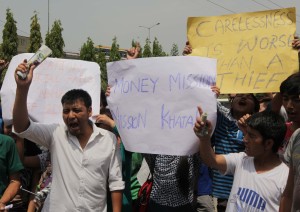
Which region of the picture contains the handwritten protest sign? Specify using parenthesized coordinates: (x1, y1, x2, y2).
(187, 7, 298, 93)
(107, 56, 217, 156)
(0, 53, 100, 125)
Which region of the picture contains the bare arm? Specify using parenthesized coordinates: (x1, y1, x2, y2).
(23, 155, 41, 168)
(111, 190, 122, 212)
(95, 114, 115, 128)
(194, 106, 227, 173)
(13, 61, 36, 133)
(0, 173, 21, 208)
(14, 135, 41, 168)
(14, 136, 24, 163)
(270, 93, 282, 114)
(279, 165, 294, 212)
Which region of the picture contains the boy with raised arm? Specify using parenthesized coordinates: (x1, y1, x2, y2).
(194, 108, 288, 211)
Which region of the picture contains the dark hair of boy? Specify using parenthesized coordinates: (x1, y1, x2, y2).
(246, 110, 287, 153)
(280, 72, 300, 95)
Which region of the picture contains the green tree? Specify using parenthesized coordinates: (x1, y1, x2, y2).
(80, 37, 96, 61)
(160, 51, 168, 57)
(28, 11, 43, 52)
(1, 8, 18, 61)
(142, 38, 152, 58)
(97, 51, 108, 91)
(45, 20, 65, 58)
(152, 37, 162, 57)
(109, 36, 121, 62)
(170, 43, 179, 56)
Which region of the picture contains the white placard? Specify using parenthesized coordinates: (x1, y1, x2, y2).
(1, 53, 101, 125)
(107, 56, 217, 156)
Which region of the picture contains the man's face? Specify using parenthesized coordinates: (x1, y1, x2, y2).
(243, 126, 265, 157)
(282, 93, 300, 124)
(3, 124, 17, 140)
(231, 94, 256, 116)
(62, 99, 92, 137)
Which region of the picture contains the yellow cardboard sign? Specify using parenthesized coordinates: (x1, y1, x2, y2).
(187, 7, 298, 94)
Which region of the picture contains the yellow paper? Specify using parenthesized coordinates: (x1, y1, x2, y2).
(187, 7, 298, 94)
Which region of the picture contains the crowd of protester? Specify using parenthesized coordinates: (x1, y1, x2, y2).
(0, 37, 299, 212)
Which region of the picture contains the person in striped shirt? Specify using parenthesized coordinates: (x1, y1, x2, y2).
(211, 93, 259, 211)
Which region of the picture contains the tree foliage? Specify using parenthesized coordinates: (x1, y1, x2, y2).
(97, 51, 108, 91)
(80, 37, 96, 61)
(109, 36, 121, 62)
(28, 11, 43, 53)
(45, 20, 65, 58)
(142, 38, 152, 58)
(152, 37, 167, 56)
(152, 37, 162, 57)
(1, 8, 18, 61)
(170, 43, 179, 56)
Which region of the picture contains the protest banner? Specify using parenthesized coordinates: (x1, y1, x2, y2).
(187, 7, 298, 93)
(107, 56, 217, 156)
(0, 53, 101, 125)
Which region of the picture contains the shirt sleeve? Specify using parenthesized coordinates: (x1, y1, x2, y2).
(284, 128, 300, 164)
(223, 152, 245, 175)
(13, 120, 59, 149)
(5, 136, 24, 174)
(108, 133, 125, 191)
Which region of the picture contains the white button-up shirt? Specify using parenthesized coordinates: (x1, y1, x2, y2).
(15, 120, 124, 212)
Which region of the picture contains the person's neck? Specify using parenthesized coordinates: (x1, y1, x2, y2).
(254, 153, 281, 174)
(232, 111, 245, 120)
(76, 123, 93, 149)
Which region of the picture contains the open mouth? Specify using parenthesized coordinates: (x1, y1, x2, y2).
(68, 122, 79, 130)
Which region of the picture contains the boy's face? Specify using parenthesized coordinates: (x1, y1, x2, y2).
(231, 94, 256, 115)
(282, 93, 300, 124)
(243, 126, 265, 157)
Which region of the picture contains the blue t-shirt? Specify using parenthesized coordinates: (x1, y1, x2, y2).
(197, 163, 212, 196)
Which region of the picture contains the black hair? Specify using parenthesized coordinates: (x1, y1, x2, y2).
(61, 89, 92, 108)
(100, 89, 108, 108)
(280, 72, 300, 96)
(250, 94, 260, 113)
(246, 110, 286, 153)
(231, 93, 260, 115)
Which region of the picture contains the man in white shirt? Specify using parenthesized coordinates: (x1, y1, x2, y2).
(194, 108, 288, 211)
(13, 61, 124, 212)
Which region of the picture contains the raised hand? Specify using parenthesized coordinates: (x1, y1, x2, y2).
(237, 114, 251, 135)
(194, 106, 213, 139)
(127, 42, 140, 60)
(182, 41, 192, 56)
(14, 59, 36, 88)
